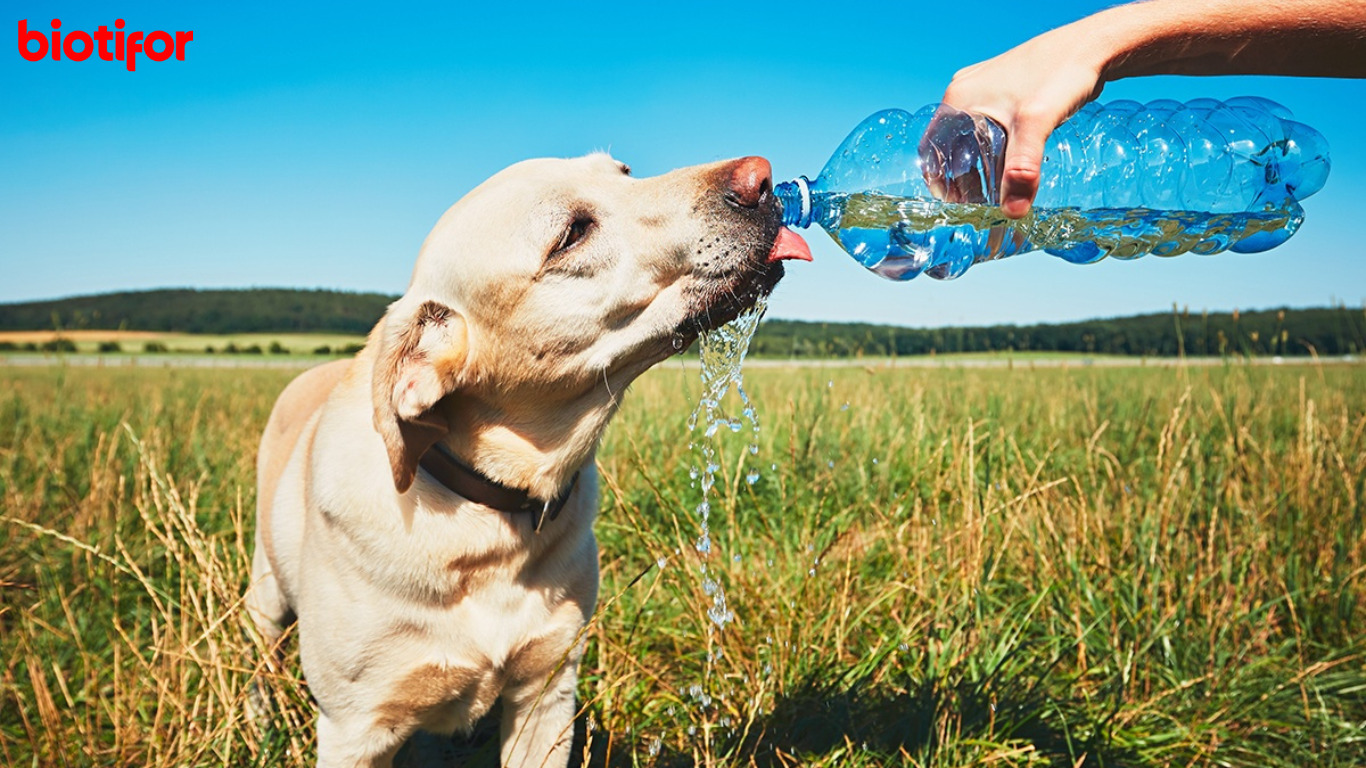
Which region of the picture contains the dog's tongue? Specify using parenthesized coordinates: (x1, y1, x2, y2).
(767, 227, 813, 263)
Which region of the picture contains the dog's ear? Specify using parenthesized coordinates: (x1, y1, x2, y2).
(371, 299, 470, 493)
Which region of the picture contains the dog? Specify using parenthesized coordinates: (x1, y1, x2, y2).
(246, 153, 812, 767)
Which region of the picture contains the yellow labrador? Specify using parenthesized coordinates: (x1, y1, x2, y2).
(246, 153, 811, 768)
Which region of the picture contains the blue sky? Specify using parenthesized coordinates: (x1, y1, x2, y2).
(2, 0, 1363, 327)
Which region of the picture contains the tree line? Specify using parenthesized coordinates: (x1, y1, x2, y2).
(751, 307, 1366, 358)
(0, 288, 394, 335)
(1, 289, 1362, 358)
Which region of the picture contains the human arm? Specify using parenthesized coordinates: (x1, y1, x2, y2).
(938, 0, 1366, 218)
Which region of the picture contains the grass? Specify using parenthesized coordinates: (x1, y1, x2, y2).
(1, 360, 1363, 766)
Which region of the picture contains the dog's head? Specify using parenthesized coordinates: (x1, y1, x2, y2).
(370, 153, 811, 493)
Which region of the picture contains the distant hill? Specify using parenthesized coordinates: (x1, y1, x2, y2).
(1, 288, 1362, 358)
(752, 307, 1366, 358)
(0, 288, 396, 335)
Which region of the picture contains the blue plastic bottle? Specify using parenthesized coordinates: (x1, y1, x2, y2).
(774, 97, 1330, 281)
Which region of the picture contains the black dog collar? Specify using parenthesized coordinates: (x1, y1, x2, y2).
(418, 442, 578, 533)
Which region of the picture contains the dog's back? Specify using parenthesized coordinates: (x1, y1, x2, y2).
(257, 360, 349, 562)
(250, 358, 350, 633)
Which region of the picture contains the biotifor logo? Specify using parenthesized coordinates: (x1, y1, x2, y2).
(17, 19, 193, 71)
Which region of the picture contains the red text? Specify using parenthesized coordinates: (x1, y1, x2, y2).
(17, 19, 193, 71)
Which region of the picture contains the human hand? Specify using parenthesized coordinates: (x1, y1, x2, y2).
(935, 21, 1110, 218)
(927, 0, 1366, 217)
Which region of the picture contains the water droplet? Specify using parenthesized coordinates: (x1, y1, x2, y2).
(827, 460, 835, 468)
(898, 642, 909, 652)
(747, 443, 759, 455)
(840, 402, 850, 411)
(656, 556, 667, 570)
(648, 737, 662, 757)
(745, 471, 760, 484)
(708, 604, 734, 628)
(732, 553, 742, 563)
(827, 380, 834, 388)
(872, 458, 879, 465)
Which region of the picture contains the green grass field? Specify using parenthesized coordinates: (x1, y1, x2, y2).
(2, 361, 1363, 766)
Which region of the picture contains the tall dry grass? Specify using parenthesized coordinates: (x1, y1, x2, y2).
(2, 361, 1363, 766)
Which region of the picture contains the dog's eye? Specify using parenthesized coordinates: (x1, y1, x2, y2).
(552, 215, 594, 256)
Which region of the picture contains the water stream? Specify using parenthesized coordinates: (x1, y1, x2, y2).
(682, 292, 768, 755)
(688, 294, 767, 629)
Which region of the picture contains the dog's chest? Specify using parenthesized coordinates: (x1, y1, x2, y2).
(306, 462, 597, 732)
(375, 563, 590, 735)
(381, 582, 550, 724)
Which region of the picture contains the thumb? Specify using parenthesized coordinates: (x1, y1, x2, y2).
(999, 119, 1051, 219)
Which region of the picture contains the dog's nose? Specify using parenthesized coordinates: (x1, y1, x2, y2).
(724, 156, 773, 209)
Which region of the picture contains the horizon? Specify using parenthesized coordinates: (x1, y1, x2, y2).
(1, 285, 1358, 334)
(3, 1, 1364, 326)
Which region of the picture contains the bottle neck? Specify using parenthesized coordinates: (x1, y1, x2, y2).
(774, 177, 813, 228)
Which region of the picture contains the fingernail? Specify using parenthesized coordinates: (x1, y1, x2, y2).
(1002, 196, 1031, 219)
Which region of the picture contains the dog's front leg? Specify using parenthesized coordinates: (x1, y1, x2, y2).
(499, 661, 578, 768)
(316, 711, 406, 768)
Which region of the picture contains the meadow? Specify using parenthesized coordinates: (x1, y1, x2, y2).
(1, 359, 1363, 767)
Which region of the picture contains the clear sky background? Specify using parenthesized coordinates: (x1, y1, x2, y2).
(2, 0, 1363, 327)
